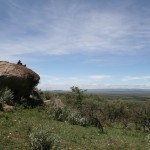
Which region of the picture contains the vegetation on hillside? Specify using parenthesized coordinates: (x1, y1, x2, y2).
(0, 87, 150, 149)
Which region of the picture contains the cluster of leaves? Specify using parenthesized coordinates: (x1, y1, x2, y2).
(131, 103, 150, 132)
(47, 106, 69, 122)
(0, 88, 14, 105)
(29, 128, 60, 150)
(68, 110, 89, 126)
(46, 106, 89, 127)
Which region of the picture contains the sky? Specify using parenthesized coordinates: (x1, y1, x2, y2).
(0, 0, 150, 90)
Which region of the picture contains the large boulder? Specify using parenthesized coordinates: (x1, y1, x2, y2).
(0, 61, 40, 101)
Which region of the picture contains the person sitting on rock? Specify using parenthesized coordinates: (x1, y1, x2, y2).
(17, 60, 26, 67)
(17, 60, 22, 65)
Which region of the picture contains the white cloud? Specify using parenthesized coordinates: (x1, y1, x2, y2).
(89, 75, 112, 80)
(0, 0, 150, 61)
(38, 74, 113, 90)
(38, 82, 150, 90)
(123, 76, 150, 81)
(38, 74, 150, 90)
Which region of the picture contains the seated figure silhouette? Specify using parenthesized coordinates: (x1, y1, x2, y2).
(17, 60, 26, 67)
(17, 60, 22, 65)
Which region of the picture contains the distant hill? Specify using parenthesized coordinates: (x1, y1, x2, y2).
(45, 89, 150, 94)
(86, 89, 150, 94)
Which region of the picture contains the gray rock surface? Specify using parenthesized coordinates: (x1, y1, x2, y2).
(0, 61, 40, 101)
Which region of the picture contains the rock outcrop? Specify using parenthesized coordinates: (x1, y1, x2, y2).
(44, 98, 65, 108)
(0, 61, 40, 101)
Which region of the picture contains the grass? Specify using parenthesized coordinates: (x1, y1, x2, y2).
(0, 107, 149, 150)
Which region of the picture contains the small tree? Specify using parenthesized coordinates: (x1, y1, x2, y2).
(70, 86, 86, 109)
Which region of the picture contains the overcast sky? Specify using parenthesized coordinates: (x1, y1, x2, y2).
(0, 0, 150, 90)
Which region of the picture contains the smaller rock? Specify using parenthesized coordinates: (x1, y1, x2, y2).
(43, 100, 51, 106)
(3, 104, 14, 112)
(44, 98, 64, 108)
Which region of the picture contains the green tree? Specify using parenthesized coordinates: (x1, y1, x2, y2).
(70, 86, 86, 109)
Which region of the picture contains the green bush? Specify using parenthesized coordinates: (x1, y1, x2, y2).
(68, 110, 89, 126)
(46, 106, 70, 122)
(0, 88, 14, 105)
(46, 106, 89, 127)
(29, 129, 60, 150)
